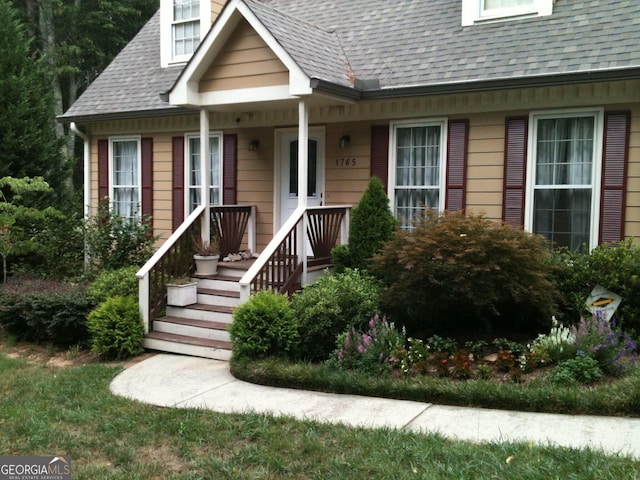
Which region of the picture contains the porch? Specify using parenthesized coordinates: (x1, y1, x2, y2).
(136, 204, 350, 359)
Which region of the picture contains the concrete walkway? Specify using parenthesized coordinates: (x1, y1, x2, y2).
(110, 353, 640, 459)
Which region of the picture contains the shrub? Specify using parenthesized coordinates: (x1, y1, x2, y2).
(0, 277, 91, 346)
(549, 355, 603, 385)
(84, 201, 156, 276)
(329, 314, 406, 374)
(331, 177, 397, 273)
(230, 290, 298, 360)
(372, 210, 559, 336)
(291, 269, 381, 361)
(87, 266, 139, 304)
(549, 239, 640, 334)
(86, 296, 144, 360)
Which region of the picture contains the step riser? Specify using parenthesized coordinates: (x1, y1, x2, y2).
(153, 322, 231, 342)
(166, 306, 233, 323)
(196, 278, 241, 291)
(142, 338, 231, 361)
(197, 294, 241, 308)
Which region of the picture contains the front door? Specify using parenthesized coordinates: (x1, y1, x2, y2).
(279, 129, 325, 228)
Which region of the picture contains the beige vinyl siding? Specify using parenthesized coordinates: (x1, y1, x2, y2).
(199, 20, 289, 92)
(624, 105, 640, 238)
(211, 0, 225, 20)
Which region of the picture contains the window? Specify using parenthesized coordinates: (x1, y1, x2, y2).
(173, 0, 200, 59)
(461, 0, 553, 25)
(526, 110, 603, 251)
(110, 138, 141, 221)
(187, 134, 222, 213)
(390, 121, 447, 229)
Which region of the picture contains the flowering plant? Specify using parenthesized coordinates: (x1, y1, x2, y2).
(331, 314, 406, 374)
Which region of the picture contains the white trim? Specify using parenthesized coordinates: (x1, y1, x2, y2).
(169, 0, 311, 107)
(108, 135, 142, 220)
(461, 0, 553, 26)
(187, 85, 298, 108)
(388, 118, 448, 226)
(524, 107, 604, 250)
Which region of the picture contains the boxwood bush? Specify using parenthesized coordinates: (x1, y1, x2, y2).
(86, 296, 144, 360)
(229, 290, 298, 360)
(0, 277, 92, 346)
(87, 265, 139, 304)
(291, 269, 381, 361)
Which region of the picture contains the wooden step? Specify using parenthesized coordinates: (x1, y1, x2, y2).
(143, 331, 232, 361)
(156, 316, 230, 331)
(197, 288, 240, 298)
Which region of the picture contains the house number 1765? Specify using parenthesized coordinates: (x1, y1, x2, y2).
(336, 158, 357, 167)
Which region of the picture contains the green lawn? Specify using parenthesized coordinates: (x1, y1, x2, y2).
(0, 354, 638, 479)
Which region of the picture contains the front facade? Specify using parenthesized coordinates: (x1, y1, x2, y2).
(59, 1, 640, 357)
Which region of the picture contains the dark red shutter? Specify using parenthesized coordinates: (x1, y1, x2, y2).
(445, 119, 468, 212)
(223, 134, 237, 205)
(599, 111, 630, 244)
(370, 125, 390, 192)
(141, 138, 153, 227)
(172, 136, 185, 231)
(97, 139, 109, 202)
(502, 116, 529, 227)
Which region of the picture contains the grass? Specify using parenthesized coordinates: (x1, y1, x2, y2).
(231, 358, 640, 417)
(1, 353, 639, 479)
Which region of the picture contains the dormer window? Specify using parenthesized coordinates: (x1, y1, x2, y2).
(160, 0, 211, 67)
(173, 0, 200, 58)
(462, 0, 553, 26)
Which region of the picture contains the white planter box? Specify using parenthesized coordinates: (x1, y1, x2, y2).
(166, 282, 198, 306)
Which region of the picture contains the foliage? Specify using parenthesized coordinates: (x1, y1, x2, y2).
(229, 290, 298, 360)
(549, 239, 640, 334)
(529, 317, 577, 362)
(329, 314, 406, 374)
(0, 277, 91, 346)
(0, 2, 69, 203)
(86, 296, 143, 359)
(572, 314, 637, 375)
(549, 355, 603, 385)
(372, 210, 559, 336)
(87, 266, 139, 304)
(291, 269, 381, 361)
(84, 201, 156, 275)
(425, 335, 459, 356)
(332, 176, 397, 273)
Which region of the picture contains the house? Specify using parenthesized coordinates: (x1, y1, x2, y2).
(59, 0, 640, 359)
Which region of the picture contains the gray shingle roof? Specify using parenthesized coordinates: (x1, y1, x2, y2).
(61, 0, 640, 121)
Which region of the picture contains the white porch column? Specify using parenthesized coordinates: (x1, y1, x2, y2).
(200, 108, 211, 243)
(297, 99, 309, 282)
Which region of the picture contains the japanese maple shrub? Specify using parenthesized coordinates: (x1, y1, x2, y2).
(372, 210, 559, 336)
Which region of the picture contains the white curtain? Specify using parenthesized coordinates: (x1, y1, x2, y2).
(189, 136, 220, 213)
(395, 125, 441, 229)
(113, 140, 139, 220)
(484, 0, 533, 10)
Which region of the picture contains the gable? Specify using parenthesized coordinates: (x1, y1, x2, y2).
(199, 19, 289, 93)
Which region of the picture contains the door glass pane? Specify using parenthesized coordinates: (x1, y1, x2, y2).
(289, 139, 317, 197)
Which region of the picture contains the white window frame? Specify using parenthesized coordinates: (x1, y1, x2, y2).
(109, 136, 142, 221)
(160, 0, 211, 67)
(524, 108, 604, 251)
(461, 0, 553, 26)
(388, 119, 448, 229)
(185, 132, 223, 216)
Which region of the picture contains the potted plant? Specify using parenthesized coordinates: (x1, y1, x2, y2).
(193, 235, 220, 275)
(166, 276, 198, 306)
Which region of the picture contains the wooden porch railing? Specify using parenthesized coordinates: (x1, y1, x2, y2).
(137, 204, 256, 332)
(240, 205, 350, 302)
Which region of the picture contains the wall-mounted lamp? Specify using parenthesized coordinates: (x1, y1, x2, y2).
(248, 139, 260, 152)
(339, 135, 351, 149)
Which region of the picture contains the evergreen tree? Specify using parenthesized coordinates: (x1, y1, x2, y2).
(0, 0, 68, 206)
